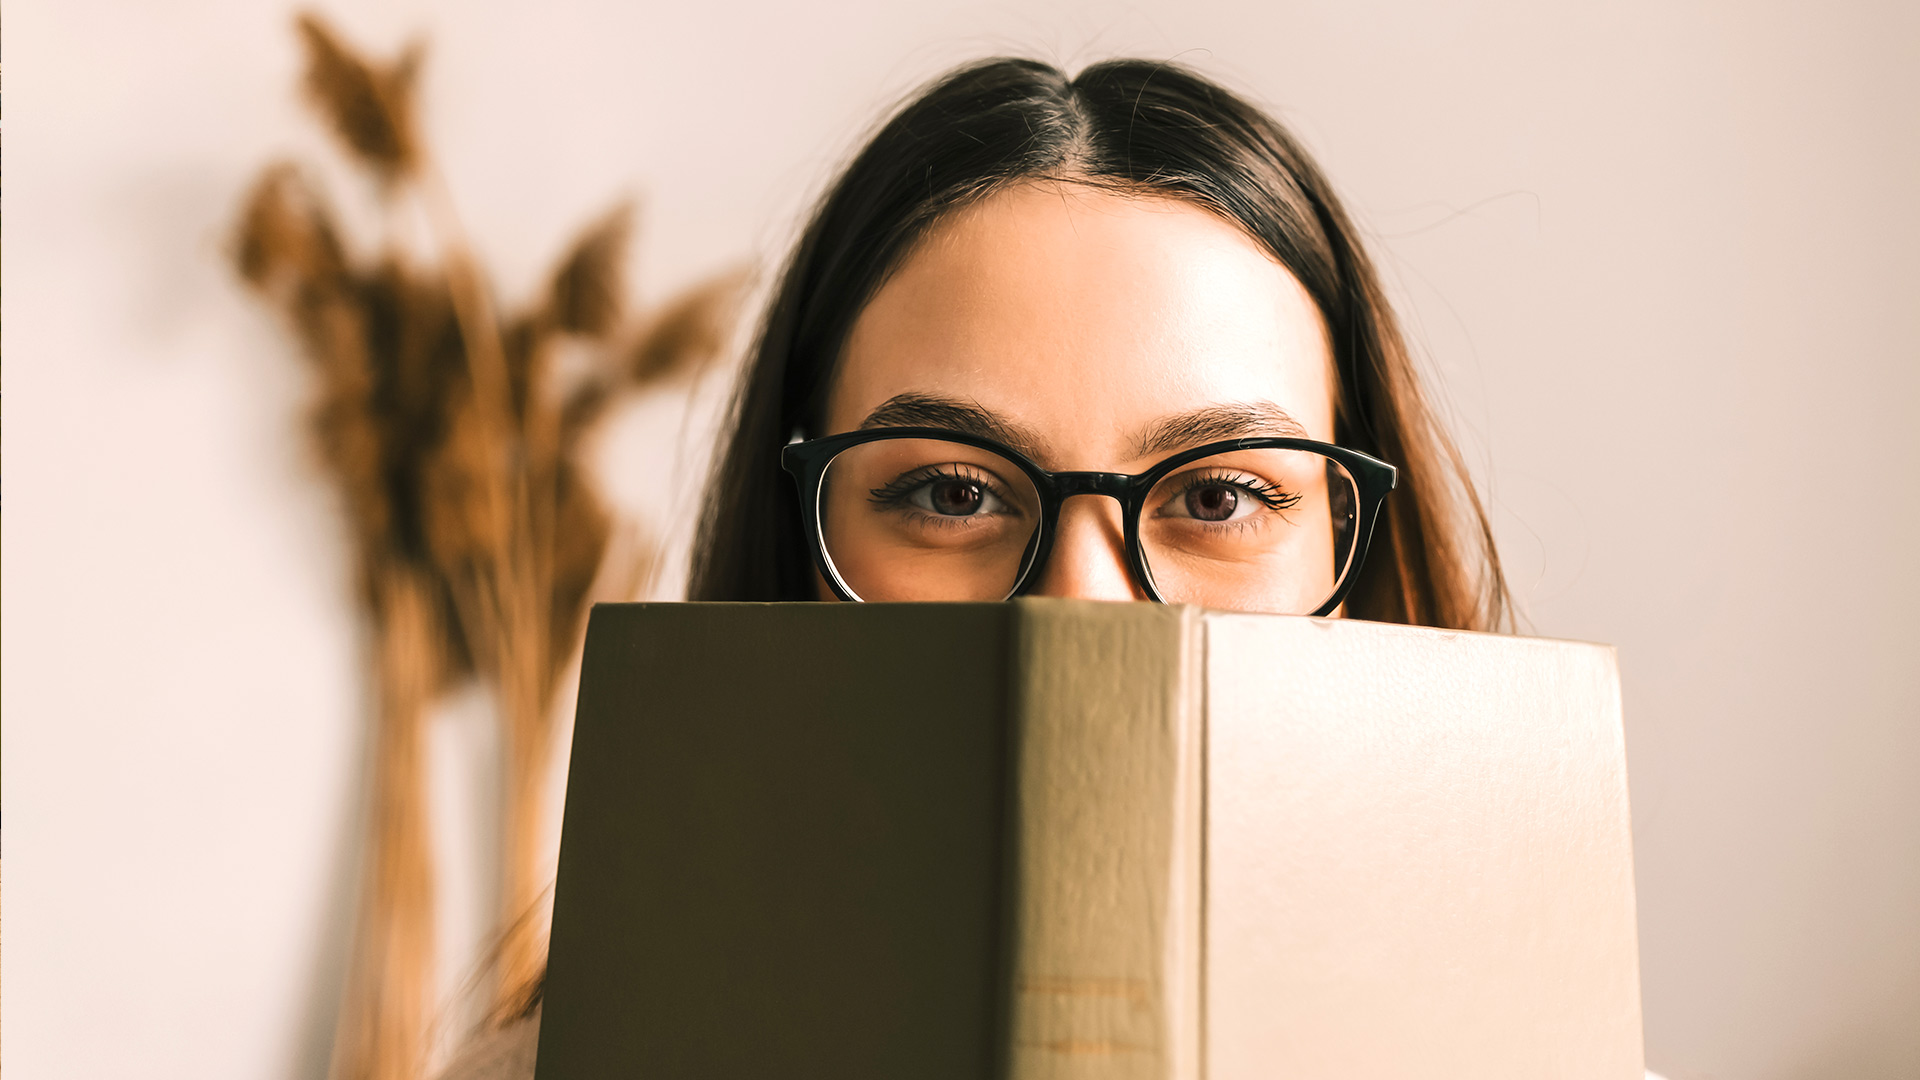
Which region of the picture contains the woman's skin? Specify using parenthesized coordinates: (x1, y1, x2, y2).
(823, 181, 1337, 603)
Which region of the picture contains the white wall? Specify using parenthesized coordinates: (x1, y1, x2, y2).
(5, 1, 1915, 1078)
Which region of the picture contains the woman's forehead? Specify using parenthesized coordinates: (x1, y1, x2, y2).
(831, 182, 1335, 466)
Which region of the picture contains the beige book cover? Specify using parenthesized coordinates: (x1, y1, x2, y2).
(536, 600, 1641, 1079)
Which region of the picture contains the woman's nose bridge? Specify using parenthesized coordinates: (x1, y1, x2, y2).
(1045, 475, 1133, 560)
(1027, 483, 1142, 601)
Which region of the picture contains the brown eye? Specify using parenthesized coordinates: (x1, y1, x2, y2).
(925, 478, 986, 515)
(1185, 485, 1238, 521)
(872, 463, 1015, 520)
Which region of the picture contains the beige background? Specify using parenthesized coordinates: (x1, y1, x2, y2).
(3, 1, 1916, 1078)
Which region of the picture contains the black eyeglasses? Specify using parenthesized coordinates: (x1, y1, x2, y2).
(781, 426, 1396, 616)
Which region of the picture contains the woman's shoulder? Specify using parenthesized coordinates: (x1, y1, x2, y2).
(433, 1008, 541, 1080)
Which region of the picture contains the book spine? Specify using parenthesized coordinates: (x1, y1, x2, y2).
(1004, 600, 1204, 1080)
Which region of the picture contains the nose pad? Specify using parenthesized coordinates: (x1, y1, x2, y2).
(1026, 495, 1146, 602)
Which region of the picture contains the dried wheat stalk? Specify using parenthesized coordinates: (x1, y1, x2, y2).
(236, 13, 746, 1079)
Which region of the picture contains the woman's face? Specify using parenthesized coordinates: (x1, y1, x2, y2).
(822, 181, 1338, 607)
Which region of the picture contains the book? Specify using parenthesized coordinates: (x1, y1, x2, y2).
(536, 600, 1642, 1079)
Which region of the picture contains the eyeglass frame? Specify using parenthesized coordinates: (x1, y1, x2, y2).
(780, 426, 1398, 617)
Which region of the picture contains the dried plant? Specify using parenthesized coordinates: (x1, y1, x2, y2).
(235, 14, 747, 1080)
(294, 13, 423, 183)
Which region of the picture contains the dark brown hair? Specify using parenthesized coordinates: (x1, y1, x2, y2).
(689, 57, 1507, 631)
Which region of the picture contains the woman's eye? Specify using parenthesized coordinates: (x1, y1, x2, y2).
(911, 477, 1007, 517)
(1158, 473, 1286, 524)
(1184, 483, 1242, 522)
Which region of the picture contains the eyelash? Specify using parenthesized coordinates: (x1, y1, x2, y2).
(867, 464, 1015, 511)
(865, 463, 1296, 524)
(1165, 469, 1302, 514)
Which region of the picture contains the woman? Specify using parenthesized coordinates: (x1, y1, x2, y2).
(691, 56, 1505, 628)
(438, 54, 1506, 1080)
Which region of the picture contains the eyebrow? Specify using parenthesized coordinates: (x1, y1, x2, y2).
(1129, 401, 1309, 458)
(858, 393, 1310, 466)
(858, 394, 1054, 462)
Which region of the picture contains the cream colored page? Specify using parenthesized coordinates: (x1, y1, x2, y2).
(1203, 616, 1642, 1079)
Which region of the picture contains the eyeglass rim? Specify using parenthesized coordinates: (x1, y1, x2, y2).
(780, 425, 1398, 617)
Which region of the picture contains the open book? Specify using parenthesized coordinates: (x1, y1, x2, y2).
(537, 600, 1642, 1078)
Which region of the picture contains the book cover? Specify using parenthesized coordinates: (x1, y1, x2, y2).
(536, 600, 1641, 1079)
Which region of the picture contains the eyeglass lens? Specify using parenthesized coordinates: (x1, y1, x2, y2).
(816, 438, 1359, 614)
(1138, 447, 1357, 614)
